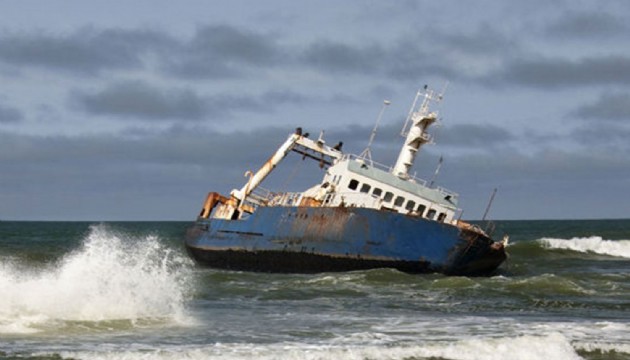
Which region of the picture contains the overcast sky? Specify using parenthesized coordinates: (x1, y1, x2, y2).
(1, 0, 629, 221)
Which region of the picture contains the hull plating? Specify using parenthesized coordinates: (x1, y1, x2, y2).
(185, 206, 506, 275)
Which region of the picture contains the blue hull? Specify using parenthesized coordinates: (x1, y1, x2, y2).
(185, 206, 506, 275)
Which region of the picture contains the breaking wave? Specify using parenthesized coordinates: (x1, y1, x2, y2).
(45, 333, 592, 360)
(539, 236, 630, 259)
(0, 224, 193, 333)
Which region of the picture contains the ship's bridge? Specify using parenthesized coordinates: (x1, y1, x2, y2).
(320, 155, 459, 223)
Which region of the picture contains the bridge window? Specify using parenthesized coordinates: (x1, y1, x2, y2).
(372, 188, 382, 197)
(427, 209, 436, 220)
(417, 204, 427, 217)
(360, 183, 371, 193)
(405, 200, 416, 211)
(348, 179, 359, 190)
(383, 191, 394, 202)
(394, 196, 405, 207)
(437, 213, 447, 222)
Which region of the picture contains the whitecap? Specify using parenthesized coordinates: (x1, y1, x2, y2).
(539, 236, 630, 258)
(55, 333, 584, 360)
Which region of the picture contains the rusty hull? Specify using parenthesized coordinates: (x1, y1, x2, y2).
(185, 206, 506, 275)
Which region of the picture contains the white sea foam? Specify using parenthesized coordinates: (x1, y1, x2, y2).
(539, 236, 630, 258)
(0, 224, 193, 333)
(55, 333, 587, 360)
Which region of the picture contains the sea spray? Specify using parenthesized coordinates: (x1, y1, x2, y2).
(0, 224, 194, 333)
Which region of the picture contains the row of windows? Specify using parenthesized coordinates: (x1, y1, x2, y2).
(347, 178, 447, 221)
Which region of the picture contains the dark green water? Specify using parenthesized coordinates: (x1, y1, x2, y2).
(1, 220, 629, 360)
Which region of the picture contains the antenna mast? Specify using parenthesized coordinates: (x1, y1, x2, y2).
(482, 188, 498, 221)
(359, 99, 391, 165)
(428, 155, 443, 188)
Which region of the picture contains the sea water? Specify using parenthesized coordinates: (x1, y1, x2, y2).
(0, 220, 628, 360)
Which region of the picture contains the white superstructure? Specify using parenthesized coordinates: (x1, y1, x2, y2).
(204, 86, 459, 225)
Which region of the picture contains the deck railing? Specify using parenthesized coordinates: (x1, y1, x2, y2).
(345, 154, 459, 198)
(243, 187, 382, 210)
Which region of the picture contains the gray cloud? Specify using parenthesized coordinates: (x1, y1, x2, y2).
(570, 123, 630, 151)
(545, 11, 628, 39)
(0, 28, 174, 75)
(72, 79, 317, 121)
(164, 25, 284, 79)
(431, 23, 517, 56)
(200, 88, 311, 117)
(572, 92, 630, 121)
(0, 104, 23, 123)
(297, 23, 518, 82)
(10, 20, 630, 94)
(437, 124, 515, 148)
(0, 25, 284, 80)
(190, 25, 281, 65)
(0, 23, 513, 84)
(260, 90, 309, 105)
(74, 80, 208, 120)
(299, 37, 460, 81)
(487, 55, 630, 88)
(386, 42, 458, 81)
(0, 24, 288, 80)
(301, 40, 386, 74)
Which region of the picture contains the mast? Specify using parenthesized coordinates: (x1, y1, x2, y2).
(391, 85, 443, 179)
(359, 99, 391, 165)
(482, 188, 498, 222)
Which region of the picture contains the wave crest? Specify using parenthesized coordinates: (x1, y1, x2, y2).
(538, 236, 630, 259)
(0, 224, 193, 333)
(52, 333, 585, 360)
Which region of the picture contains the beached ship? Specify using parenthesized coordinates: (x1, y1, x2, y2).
(185, 87, 507, 275)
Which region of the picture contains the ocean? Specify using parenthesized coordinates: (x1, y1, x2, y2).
(0, 220, 628, 360)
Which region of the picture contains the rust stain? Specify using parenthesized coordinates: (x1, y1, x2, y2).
(288, 207, 352, 242)
(199, 192, 230, 218)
